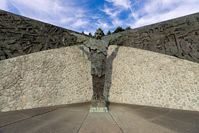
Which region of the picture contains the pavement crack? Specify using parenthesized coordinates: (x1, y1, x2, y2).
(109, 111, 124, 133)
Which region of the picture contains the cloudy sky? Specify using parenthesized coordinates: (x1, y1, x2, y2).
(1, 0, 199, 35)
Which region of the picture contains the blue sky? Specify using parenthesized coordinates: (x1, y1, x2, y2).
(1, 0, 199, 35)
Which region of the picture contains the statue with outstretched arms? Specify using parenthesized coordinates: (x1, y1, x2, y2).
(72, 30, 121, 112)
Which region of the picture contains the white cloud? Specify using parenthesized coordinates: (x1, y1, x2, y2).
(102, 0, 134, 31)
(75, 9, 87, 18)
(102, 0, 199, 31)
(0, 0, 8, 11)
(102, 0, 133, 19)
(3, 0, 92, 32)
(97, 22, 109, 29)
(1, 0, 199, 34)
(96, 20, 110, 29)
(112, 18, 123, 27)
(8, 0, 66, 24)
(60, 18, 74, 24)
(105, 0, 131, 9)
(129, 0, 199, 28)
(10, 0, 64, 14)
(71, 19, 88, 28)
(101, 5, 121, 18)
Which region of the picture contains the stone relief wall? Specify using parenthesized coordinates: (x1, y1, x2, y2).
(0, 45, 92, 112)
(0, 10, 81, 61)
(105, 46, 199, 111)
(1, 11, 199, 112)
(105, 13, 199, 63)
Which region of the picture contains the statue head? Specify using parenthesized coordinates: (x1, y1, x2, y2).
(95, 29, 103, 40)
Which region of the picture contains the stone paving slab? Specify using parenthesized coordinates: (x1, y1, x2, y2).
(0, 102, 199, 133)
(0, 118, 81, 133)
(34, 110, 87, 124)
(0, 111, 30, 127)
(109, 103, 199, 133)
(78, 112, 122, 133)
(78, 123, 122, 133)
(83, 113, 115, 124)
(109, 110, 175, 133)
(0, 106, 57, 127)
(0, 103, 89, 133)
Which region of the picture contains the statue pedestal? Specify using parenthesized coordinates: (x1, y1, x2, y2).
(90, 107, 108, 112)
(89, 99, 108, 112)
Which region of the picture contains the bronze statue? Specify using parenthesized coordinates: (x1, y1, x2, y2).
(72, 29, 121, 112)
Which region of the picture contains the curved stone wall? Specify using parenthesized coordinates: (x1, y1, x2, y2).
(1, 45, 199, 112)
(105, 46, 199, 111)
(0, 46, 92, 112)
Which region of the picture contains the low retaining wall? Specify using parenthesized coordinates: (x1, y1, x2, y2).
(0, 46, 92, 112)
(1, 45, 199, 112)
(105, 46, 199, 111)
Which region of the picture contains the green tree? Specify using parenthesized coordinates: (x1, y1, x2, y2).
(82, 31, 84, 34)
(89, 32, 92, 37)
(125, 26, 131, 31)
(107, 30, 112, 35)
(97, 28, 105, 36)
(113, 26, 124, 34)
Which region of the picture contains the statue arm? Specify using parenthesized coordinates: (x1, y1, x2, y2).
(108, 34, 122, 46)
(107, 45, 120, 61)
(71, 32, 92, 48)
(78, 45, 89, 55)
(78, 45, 91, 60)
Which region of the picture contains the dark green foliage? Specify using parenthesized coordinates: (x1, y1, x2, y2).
(107, 30, 112, 35)
(113, 26, 125, 34)
(125, 26, 131, 31)
(97, 28, 105, 36)
(82, 31, 85, 34)
(89, 32, 92, 37)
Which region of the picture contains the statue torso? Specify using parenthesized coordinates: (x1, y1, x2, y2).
(88, 39, 109, 77)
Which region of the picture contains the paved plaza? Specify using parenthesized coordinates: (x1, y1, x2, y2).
(0, 102, 199, 133)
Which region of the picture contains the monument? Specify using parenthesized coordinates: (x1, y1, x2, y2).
(72, 29, 121, 112)
(1, 10, 199, 113)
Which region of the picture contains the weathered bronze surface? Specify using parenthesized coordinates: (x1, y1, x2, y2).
(105, 13, 199, 63)
(72, 30, 121, 111)
(0, 10, 78, 60)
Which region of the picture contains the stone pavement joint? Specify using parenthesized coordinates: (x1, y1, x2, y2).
(0, 102, 199, 133)
(108, 111, 124, 133)
(0, 108, 58, 128)
(77, 112, 89, 133)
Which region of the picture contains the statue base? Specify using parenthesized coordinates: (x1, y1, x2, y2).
(89, 97, 108, 112)
(89, 107, 108, 112)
